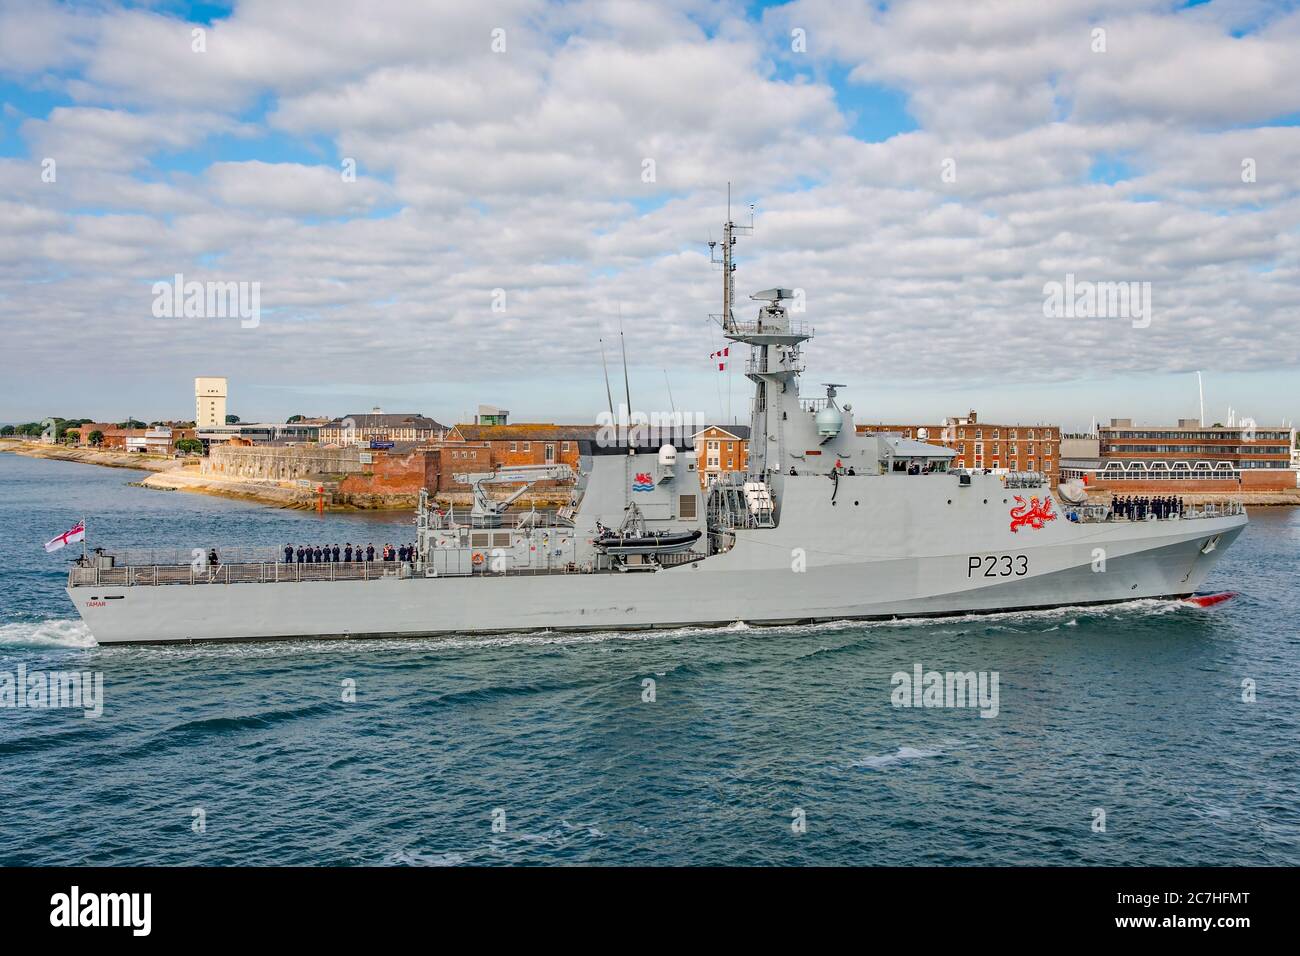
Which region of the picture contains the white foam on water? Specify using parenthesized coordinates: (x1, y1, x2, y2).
(560, 820, 604, 838)
(385, 850, 466, 867)
(851, 746, 944, 770)
(0, 618, 96, 650)
(1190, 803, 1232, 820)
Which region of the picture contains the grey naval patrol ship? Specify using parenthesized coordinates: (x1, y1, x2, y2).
(67, 214, 1247, 644)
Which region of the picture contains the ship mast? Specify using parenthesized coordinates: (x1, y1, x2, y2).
(708, 188, 810, 482)
(710, 182, 753, 332)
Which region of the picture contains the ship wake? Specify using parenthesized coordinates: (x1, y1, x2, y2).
(0, 618, 96, 650)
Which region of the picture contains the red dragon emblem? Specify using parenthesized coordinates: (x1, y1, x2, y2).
(1009, 495, 1056, 533)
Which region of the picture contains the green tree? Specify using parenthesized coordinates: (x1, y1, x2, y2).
(56, 418, 92, 440)
(65, 430, 81, 445)
(175, 438, 204, 455)
(0, 425, 14, 436)
(60, 419, 91, 439)
(225, 414, 241, 424)
(88, 430, 104, 447)
(287, 414, 306, 423)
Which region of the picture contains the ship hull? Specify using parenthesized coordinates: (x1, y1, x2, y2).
(68, 509, 1246, 645)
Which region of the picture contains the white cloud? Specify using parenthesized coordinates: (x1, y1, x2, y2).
(205, 160, 392, 215)
(0, 0, 1296, 425)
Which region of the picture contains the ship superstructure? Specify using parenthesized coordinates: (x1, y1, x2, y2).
(65, 208, 1248, 644)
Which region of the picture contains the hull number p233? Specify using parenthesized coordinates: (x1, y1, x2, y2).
(967, 555, 1028, 578)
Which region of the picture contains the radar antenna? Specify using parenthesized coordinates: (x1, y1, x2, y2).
(708, 182, 755, 332)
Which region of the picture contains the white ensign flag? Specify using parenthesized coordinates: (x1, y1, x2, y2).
(45, 521, 86, 553)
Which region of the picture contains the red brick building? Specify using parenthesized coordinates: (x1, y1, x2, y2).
(337, 445, 433, 497)
(693, 425, 750, 489)
(422, 424, 601, 494)
(320, 411, 446, 446)
(858, 410, 1062, 486)
(1077, 418, 1298, 492)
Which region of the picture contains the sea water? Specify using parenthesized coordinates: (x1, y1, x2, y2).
(1, 453, 1297, 865)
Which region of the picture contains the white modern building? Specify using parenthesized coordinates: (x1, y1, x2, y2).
(195, 377, 227, 429)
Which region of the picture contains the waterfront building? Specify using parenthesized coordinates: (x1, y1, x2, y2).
(68, 422, 117, 446)
(857, 410, 1061, 486)
(195, 377, 228, 428)
(319, 410, 446, 446)
(425, 424, 598, 492)
(197, 422, 321, 448)
(1063, 418, 1299, 491)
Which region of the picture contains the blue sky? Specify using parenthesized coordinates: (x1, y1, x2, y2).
(1, 0, 1298, 432)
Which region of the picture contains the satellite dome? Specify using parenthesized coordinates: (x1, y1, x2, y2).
(658, 444, 678, 466)
(815, 405, 843, 438)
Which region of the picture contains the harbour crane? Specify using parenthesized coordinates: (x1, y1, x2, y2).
(451, 463, 577, 527)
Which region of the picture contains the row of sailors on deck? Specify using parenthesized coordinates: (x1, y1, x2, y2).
(786, 462, 947, 476)
(789, 465, 859, 476)
(284, 543, 417, 563)
(1110, 495, 1185, 520)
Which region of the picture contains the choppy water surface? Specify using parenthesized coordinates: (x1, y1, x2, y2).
(1, 453, 1297, 865)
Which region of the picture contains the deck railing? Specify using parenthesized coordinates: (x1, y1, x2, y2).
(1066, 500, 1247, 523)
(69, 560, 412, 588)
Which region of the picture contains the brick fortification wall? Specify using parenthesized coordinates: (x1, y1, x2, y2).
(339, 449, 428, 496)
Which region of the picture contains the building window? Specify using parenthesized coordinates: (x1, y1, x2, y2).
(510, 441, 517, 451)
(993, 429, 1000, 439)
(561, 441, 570, 452)
(545, 443, 555, 463)
(522, 442, 530, 452)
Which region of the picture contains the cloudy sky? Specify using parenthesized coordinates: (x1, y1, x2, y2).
(1, 0, 1298, 431)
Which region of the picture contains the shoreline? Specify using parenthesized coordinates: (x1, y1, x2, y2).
(0, 438, 184, 474)
(0, 439, 407, 511)
(135, 469, 420, 511)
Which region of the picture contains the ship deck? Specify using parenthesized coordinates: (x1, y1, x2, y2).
(68, 550, 704, 588)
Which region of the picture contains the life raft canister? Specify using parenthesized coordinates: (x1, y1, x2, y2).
(472, 552, 486, 566)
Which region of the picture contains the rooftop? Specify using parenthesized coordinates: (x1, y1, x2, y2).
(451, 423, 603, 441)
(328, 414, 446, 429)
